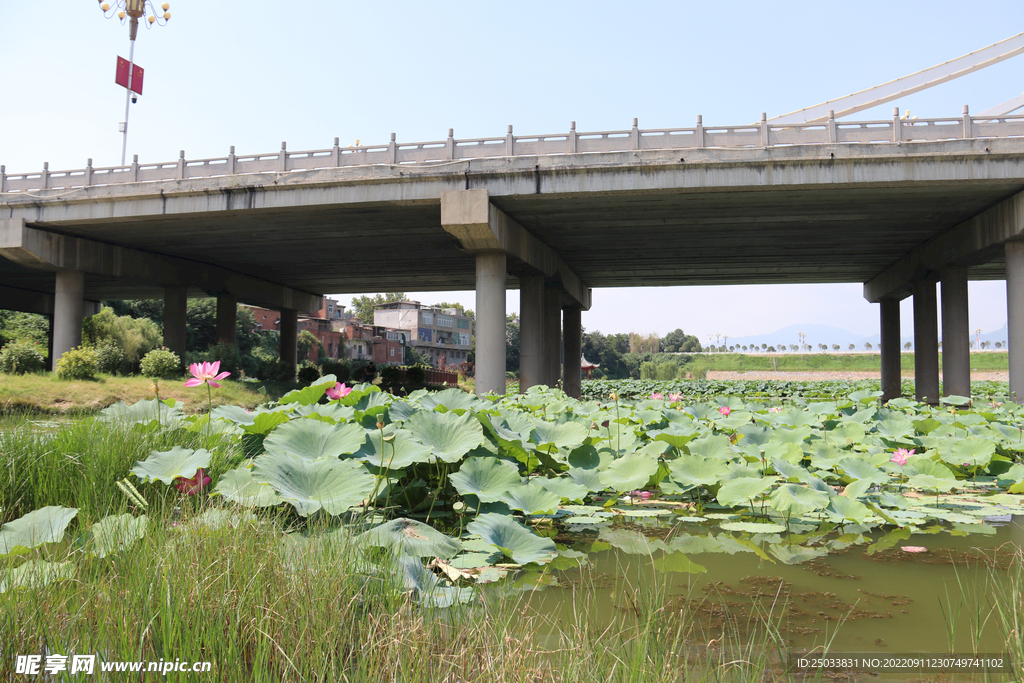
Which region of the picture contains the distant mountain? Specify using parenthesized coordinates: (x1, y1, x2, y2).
(723, 324, 875, 351)
(724, 322, 1008, 351)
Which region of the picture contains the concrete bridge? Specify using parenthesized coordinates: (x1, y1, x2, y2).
(3, 108, 1024, 400)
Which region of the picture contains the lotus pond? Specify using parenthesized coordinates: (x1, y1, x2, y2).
(2, 378, 1024, 681)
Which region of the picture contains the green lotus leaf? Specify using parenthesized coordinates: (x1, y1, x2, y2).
(501, 482, 562, 514)
(88, 513, 147, 559)
(650, 424, 701, 448)
(359, 518, 461, 559)
(600, 528, 667, 555)
(716, 477, 774, 508)
(875, 418, 915, 439)
(450, 457, 522, 503)
(397, 555, 473, 607)
(686, 434, 732, 460)
(837, 458, 888, 485)
(567, 467, 604, 492)
(251, 452, 376, 516)
(130, 447, 211, 484)
(997, 463, 1024, 488)
(0, 506, 78, 556)
(842, 478, 873, 500)
(771, 426, 814, 444)
(599, 452, 660, 492)
(214, 466, 285, 508)
(294, 403, 354, 423)
(772, 409, 819, 429)
(0, 560, 75, 594)
(825, 421, 867, 447)
(878, 491, 914, 508)
(942, 437, 996, 469)
(771, 458, 812, 483)
(278, 379, 331, 406)
(263, 419, 366, 461)
(653, 553, 707, 574)
(764, 441, 804, 465)
(849, 389, 883, 404)
(769, 543, 829, 564)
(769, 484, 830, 517)
(719, 521, 787, 534)
(466, 513, 557, 565)
(536, 477, 589, 502)
(668, 456, 728, 488)
(449, 551, 503, 568)
(827, 495, 872, 523)
(907, 474, 958, 493)
(352, 426, 433, 468)
(100, 398, 184, 426)
(417, 388, 486, 413)
(737, 424, 773, 450)
(597, 420, 638, 453)
(405, 409, 486, 463)
(902, 461, 953, 484)
(866, 526, 912, 554)
(530, 420, 589, 450)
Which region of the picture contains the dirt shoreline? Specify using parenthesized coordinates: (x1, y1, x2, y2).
(707, 370, 1010, 382)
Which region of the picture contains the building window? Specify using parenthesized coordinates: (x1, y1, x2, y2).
(437, 315, 453, 328)
(390, 348, 394, 357)
(457, 318, 469, 329)
(422, 312, 433, 325)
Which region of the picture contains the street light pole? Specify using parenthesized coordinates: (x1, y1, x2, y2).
(98, 0, 171, 166)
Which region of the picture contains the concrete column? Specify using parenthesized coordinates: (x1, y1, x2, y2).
(544, 285, 561, 386)
(163, 286, 188, 367)
(1007, 241, 1024, 401)
(52, 269, 85, 370)
(519, 274, 545, 392)
(879, 298, 901, 402)
(940, 265, 971, 398)
(46, 315, 55, 371)
(279, 308, 298, 378)
(562, 307, 582, 398)
(475, 251, 506, 396)
(912, 280, 940, 404)
(216, 295, 238, 346)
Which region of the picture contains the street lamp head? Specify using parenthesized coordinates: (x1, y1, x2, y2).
(99, 0, 171, 36)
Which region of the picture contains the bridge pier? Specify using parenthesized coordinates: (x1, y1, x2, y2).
(216, 295, 237, 347)
(879, 298, 901, 402)
(562, 307, 582, 399)
(475, 252, 507, 396)
(912, 280, 940, 404)
(544, 284, 561, 386)
(52, 269, 85, 370)
(519, 274, 545, 391)
(1007, 240, 1024, 401)
(940, 265, 971, 398)
(279, 308, 298, 380)
(164, 287, 188, 368)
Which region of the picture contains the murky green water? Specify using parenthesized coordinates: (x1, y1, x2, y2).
(522, 517, 1022, 679)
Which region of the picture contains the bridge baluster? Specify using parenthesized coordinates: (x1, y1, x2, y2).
(963, 104, 973, 139)
(506, 126, 514, 157)
(893, 107, 903, 143)
(696, 115, 704, 148)
(631, 118, 639, 150)
(569, 121, 577, 154)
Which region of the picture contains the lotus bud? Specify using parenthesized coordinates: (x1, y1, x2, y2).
(376, 420, 384, 429)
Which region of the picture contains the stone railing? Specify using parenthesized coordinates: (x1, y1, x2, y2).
(4, 107, 1024, 194)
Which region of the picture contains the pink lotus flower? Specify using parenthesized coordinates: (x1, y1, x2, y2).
(901, 545, 927, 553)
(174, 468, 211, 495)
(184, 361, 230, 388)
(890, 448, 914, 466)
(718, 406, 731, 417)
(650, 392, 664, 400)
(629, 490, 653, 500)
(669, 393, 682, 403)
(768, 407, 782, 413)
(326, 382, 352, 400)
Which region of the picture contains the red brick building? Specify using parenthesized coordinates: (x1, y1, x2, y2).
(245, 301, 345, 363)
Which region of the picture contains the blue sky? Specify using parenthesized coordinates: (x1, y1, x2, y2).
(2, 1, 1021, 340)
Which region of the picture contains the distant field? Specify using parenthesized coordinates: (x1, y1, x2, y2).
(697, 352, 1008, 372)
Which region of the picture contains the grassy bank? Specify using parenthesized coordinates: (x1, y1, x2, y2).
(0, 373, 300, 415)
(695, 352, 1009, 372)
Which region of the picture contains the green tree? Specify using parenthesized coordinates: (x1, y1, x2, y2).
(350, 292, 407, 324)
(505, 313, 520, 374)
(82, 307, 162, 370)
(297, 330, 320, 361)
(435, 302, 475, 321)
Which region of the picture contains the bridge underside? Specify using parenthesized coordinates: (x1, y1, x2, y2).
(3, 138, 1024, 397)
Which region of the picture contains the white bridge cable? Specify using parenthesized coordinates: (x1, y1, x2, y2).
(770, 31, 1024, 124)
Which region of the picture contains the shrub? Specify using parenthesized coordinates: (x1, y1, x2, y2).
(92, 339, 126, 375)
(0, 339, 46, 375)
(186, 341, 257, 380)
(55, 346, 99, 381)
(318, 359, 350, 383)
(297, 362, 321, 384)
(82, 307, 162, 372)
(406, 365, 426, 384)
(258, 358, 295, 382)
(379, 365, 402, 387)
(140, 348, 182, 379)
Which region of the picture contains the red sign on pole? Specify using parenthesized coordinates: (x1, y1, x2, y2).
(115, 56, 144, 95)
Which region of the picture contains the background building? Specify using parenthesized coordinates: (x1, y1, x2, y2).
(374, 301, 472, 368)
